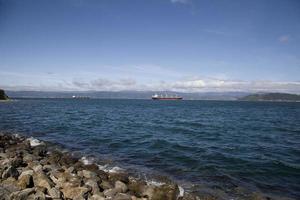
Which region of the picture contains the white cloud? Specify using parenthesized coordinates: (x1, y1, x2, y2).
(278, 35, 289, 43)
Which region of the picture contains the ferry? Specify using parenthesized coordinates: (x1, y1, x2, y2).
(152, 94, 183, 100)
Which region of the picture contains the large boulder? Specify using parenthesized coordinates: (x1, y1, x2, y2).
(0, 89, 9, 100)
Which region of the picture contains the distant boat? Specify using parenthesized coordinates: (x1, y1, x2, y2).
(72, 95, 90, 99)
(152, 94, 183, 100)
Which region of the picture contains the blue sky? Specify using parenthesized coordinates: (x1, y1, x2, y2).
(0, 0, 300, 92)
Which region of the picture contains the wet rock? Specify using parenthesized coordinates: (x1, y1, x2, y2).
(61, 186, 90, 199)
(48, 187, 61, 199)
(32, 146, 47, 157)
(109, 172, 129, 184)
(151, 184, 180, 200)
(32, 171, 54, 191)
(128, 179, 146, 197)
(114, 193, 132, 200)
(47, 150, 63, 165)
(2, 166, 19, 179)
(115, 180, 128, 193)
(10, 188, 35, 200)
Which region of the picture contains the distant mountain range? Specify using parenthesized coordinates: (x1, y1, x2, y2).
(5, 91, 300, 101)
(6, 90, 249, 100)
(239, 93, 300, 102)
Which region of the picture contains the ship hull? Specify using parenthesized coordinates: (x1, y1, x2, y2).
(152, 97, 182, 100)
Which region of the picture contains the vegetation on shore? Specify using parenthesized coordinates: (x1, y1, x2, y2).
(238, 93, 300, 102)
(0, 89, 9, 100)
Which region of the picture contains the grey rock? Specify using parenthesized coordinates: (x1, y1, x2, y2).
(103, 188, 118, 198)
(48, 187, 61, 199)
(32, 172, 54, 191)
(113, 193, 132, 200)
(10, 188, 35, 200)
(2, 166, 19, 179)
(115, 180, 128, 193)
(89, 194, 105, 200)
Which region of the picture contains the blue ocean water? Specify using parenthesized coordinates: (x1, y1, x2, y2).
(0, 99, 299, 198)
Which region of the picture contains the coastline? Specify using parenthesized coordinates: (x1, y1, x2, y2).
(0, 132, 295, 200)
(0, 132, 194, 200)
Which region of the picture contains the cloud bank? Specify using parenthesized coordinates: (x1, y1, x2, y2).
(3, 77, 300, 94)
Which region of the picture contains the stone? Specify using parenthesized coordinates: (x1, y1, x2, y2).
(2, 166, 19, 179)
(61, 186, 90, 199)
(89, 194, 105, 200)
(151, 184, 179, 200)
(109, 172, 129, 184)
(85, 179, 100, 194)
(103, 188, 118, 198)
(48, 187, 61, 199)
(127, 179, 146, 197)
(113, 193, 132, 200)
(0, 89, 9, 100)
(115, 180, 128, 193)
(0, 177, 20, 193)
(32, 171, 54, 191)
(0, 186, 11, 200)
(82, 170, 98, 179)
(17, 173, 33, 189)
(100, 180, 113, 190)
(10, 188, 35, 200)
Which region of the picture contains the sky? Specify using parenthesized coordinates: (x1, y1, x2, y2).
(0, 0, 300, 93)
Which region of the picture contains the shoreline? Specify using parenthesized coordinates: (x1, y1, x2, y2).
(0, 132, 295, 200)
(0, 132, 195, 200)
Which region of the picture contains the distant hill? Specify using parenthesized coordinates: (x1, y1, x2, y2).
(6, 90, 249, 100)
(0, 89, 9, 100)
(239, 93, 300, 102)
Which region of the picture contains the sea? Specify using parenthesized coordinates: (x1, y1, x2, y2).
(0, 99, 299, 199)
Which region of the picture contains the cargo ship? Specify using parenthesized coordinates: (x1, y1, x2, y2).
(152, 94, 183, 100)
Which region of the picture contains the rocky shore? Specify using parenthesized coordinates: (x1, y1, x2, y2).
(0, 133, 197, 200)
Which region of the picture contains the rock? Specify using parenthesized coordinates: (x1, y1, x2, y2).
(0, 177, 20, 193)
(0, 186, 11, 200)
(34, 190, 46, 200)
(17, 173, 33, 189)
(85, 179, 100, 194)
(142, 185, 155, 199)
(113, 193, 132, 200)
(109, 172, 129, 184)
(10, 188, 35, 200)
(100, 180, 113, 190)
(103, 188, 118, 198)
(10, 157, 26, 168)
(151, 184, 179, 200)
(89, 194, 105, 200)
(0, 89, 9, 100)
(2, 166, 19, 179)
(32, 145, 47, 157)
(61, 186, 90, 199)
(32, 171, 54, 191)
(127, 179, 146, 197)
(32, 164, 43, 172)
(48, 187, 61, 199)
(115, 180, 128, 193)
(82, 170, 98, 179)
